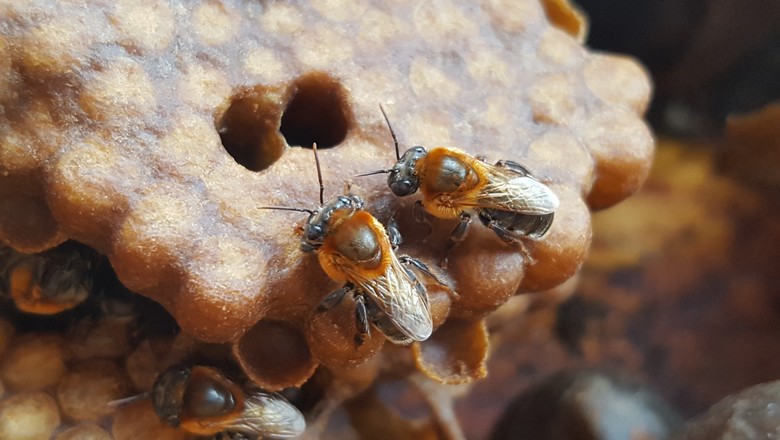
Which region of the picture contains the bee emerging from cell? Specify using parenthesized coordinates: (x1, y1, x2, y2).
(151, 363, 305, 439)
(361, 105, 560, 268)
(260, 144, 449, 347)
(0, 241, 97, 315)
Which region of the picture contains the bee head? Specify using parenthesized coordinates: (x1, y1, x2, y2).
(152, 364, 240, 428)
(152, 364, 192, 427)
(301, 195, 364, 252)
(38, 252, 93, 303)
(388, 146, 426, 196)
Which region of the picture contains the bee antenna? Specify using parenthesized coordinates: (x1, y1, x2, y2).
(257, 206, 315, 215)
(355, 169, 391, 177)
(312, 142, 325, 205)
(379, 104, 401, 161)
(107, 392, 149, 409)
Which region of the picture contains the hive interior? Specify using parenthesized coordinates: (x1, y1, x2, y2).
(0, 0, 654, 437)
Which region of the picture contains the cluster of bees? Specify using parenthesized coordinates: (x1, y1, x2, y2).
(0, 109, 559, 439)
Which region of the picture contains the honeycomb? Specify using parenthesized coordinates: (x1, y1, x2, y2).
(0, 0, 652, 400)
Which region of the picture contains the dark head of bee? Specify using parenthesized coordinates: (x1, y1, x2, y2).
(152, 364, 192, 427)
(38, 255, 93, 302)
(389, 146, 427, 196)
(152, 364, 240, 428)
(300, 195, 364, 252)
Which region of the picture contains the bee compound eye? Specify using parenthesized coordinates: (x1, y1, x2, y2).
(306, 224, 323, 240)
(390, 180, 415, 196)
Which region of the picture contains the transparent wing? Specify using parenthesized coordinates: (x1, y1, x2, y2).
(351, 253, 433, 342)
(225, 392, 305, 439)
(454, 163, 559, 215)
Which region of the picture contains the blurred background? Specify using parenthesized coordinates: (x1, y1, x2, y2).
(462, 1, 780, 439)
(582, 0, 780, 138)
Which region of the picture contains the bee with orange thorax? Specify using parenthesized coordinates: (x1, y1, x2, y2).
(151, 363, 305, 439)
(263, 144, 447, 346)
(0, 241, 96, 315)
(365, 106, 560, 267)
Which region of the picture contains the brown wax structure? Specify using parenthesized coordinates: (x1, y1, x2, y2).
(0, 0, 653, 390)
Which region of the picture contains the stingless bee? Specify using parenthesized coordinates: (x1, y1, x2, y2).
(152, 363, 305, 439)
(0, 241, 97, 315)
(363, 106, 560, 267)
(261, 144, 448, 346)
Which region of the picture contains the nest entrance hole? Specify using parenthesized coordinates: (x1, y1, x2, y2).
(218, 87, 286, 172)
(217, 73, 352, 171)
(280, 72, 352, 149)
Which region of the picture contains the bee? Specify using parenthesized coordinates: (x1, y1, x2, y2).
(261, 144, 447, 346)
(363, 106, 560, 267)
(0, 241, 96, 315)
(151, 363, 305, 439)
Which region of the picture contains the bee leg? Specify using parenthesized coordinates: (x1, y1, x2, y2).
(404, 267, 426, 297)
(495, 159, 531, 176)
(412, 200, 426, 223)
(399, 255, 447, 287)
(316, 283, 352, 312)
(440, 212, 471, 269)
(479, 210, 520, 246)
(483, 221, 538, 265)
(486, 221, 520, 245)
(354, 294, 370, 347)
(412, 200, 434, 233)
(386, 217, 402, 250)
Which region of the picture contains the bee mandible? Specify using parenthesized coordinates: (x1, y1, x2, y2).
(363, 105, 560, 267)
(260, 144, 448, 346)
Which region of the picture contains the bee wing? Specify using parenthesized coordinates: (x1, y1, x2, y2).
(224, 392, 305, 439)
(353, 254, 433, 342)
(455, 163, 559, 215)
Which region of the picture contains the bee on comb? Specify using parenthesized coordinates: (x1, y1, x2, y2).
(260, 144, 449, 346)
(0, 241, 98, 315)
(361, 105, 559, 267)
(151, 363, 305, 439)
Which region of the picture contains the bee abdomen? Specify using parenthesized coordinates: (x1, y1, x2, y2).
(478, 209, 554, 239)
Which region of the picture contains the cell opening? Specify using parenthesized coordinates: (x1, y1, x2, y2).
(217, 87, 285, 172)
(280, 72, 352, 149)
(234, 319, 316, 390)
